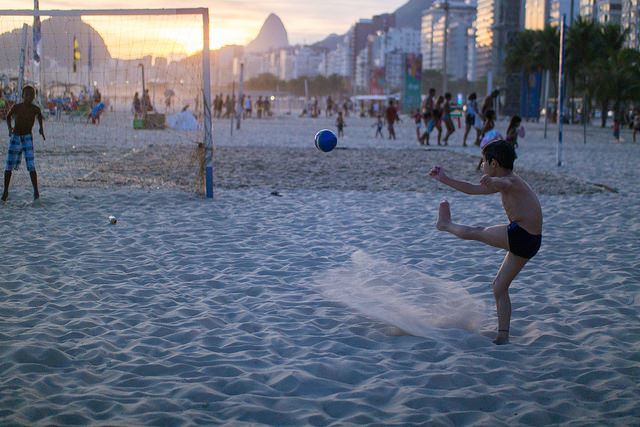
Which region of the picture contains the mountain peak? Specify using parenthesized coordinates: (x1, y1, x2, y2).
(245, 13, 289, 53)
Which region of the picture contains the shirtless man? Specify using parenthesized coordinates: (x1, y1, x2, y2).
(3, 85, 45, 201)
(429, 140, 542, 344)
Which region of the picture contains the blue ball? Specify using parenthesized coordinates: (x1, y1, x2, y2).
(314, 129, 338, 152)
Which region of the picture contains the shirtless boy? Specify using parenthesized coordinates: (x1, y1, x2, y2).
(429, 140, 542, 344)
(3, 85, 45, 201)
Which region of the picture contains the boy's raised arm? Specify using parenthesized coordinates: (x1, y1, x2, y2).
(6, 105, 15, 134)
(429, 165, 497, 195)
(36, 108, 45, 140)
(480, 174, 512, 192)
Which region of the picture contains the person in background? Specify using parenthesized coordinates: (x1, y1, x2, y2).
(413, 108, 423, 144)
(373, 114, 384, 138)
(385, 99, 400, 140)
(3, 85, 45, 201)
(336, 111, 345, 138)
(442, 92, 455, 146)
(463, 93, 480, 147)
(505, 115, 524, 148)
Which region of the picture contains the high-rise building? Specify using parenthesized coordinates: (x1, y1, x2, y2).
(622, 0, 640, 48)
(363, 27, 421, 93)
(549, 0, 580, 24)
(349, 14, 395, 84)
(579, 0, 623, 23)
(421, 2, 476, 81)
(475, 0, 523, 81)
(354, 48, 370, 92)
(319, 34, 352, 77)
(291, 46, 323, 78)
(371, 27, 421, 66)
(525, 0, 551, 28)
(526, 0, 579, 29)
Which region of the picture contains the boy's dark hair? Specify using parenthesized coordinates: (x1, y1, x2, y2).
(22, 85, 35, 97)
(482, 140, 517, 170)
(508, 115, 522, 130)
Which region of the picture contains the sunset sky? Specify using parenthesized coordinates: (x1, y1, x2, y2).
(1, 0, 409, 50)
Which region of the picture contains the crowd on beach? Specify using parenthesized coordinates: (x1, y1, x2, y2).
(206, 87, 640, 145)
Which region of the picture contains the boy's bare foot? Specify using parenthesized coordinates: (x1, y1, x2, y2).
(436, 200, 451, 231)
(1, 192, 7, 202)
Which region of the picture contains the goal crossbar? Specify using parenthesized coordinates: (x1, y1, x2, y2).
(0, 8, 208, 17)
(0, 8, 215, 199)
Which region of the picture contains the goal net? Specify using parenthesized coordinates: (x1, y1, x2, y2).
(0, 8, 213, 197)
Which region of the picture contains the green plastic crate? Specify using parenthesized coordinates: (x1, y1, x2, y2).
(133, 118, 144, 129)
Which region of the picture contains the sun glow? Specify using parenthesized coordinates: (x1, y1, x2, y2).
(0, 14, 250, 61)
(84, 18, 250, 58)
(211, 27, 252, 50)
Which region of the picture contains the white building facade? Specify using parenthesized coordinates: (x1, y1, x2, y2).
(622, 0, 640, 48)
(421, 2, 476, 81)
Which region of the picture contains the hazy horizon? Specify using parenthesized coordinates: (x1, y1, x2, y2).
(0, 0, 409, 50)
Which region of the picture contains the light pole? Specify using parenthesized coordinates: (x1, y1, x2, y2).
(138, 63, 146, 114)
(138, 63, 145, 95)
(442, 0, 449, 95)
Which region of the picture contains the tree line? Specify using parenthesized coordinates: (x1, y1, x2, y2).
(506, 18, 640, 127)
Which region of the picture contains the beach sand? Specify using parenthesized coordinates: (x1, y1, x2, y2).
(1, 113, 639, 425)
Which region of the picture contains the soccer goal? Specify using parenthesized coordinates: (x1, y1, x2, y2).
(0, 8, 214, 197)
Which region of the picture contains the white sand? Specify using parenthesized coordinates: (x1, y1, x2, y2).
(1, 113, 639, 425)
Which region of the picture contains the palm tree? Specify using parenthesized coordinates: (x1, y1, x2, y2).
(506, 28, 558, 118)
(592, 48, 640, 127)
(592, 24, 629, 127)
(566, 18, 599, 126)
(505, 30, 539, 74)
(533, 26, 559, 75)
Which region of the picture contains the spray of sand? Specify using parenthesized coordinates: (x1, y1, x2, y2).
(313, 250, 487, 337)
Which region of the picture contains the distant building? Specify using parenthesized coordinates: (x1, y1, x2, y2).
(526, 0, 579, 29)
(349, 14, 395, 84)
(384, 51, 407, 92)
(354, 27, 421, 93)
(291, 46, 324, 78)
(320, 34, 352, 77)
(475, 0, 523, 82)
(525, 0, 551, 28)
(549, 0, 580, 24)
(279, 48, 294, 80)
(354, 48, 370, 92)
(240, 52, 270, 80)
(623, 0, 640, 48)
(579, 0, 623, 24)
(212, 45, 243, 88)
(374, 27, 422, 57)
(421, 2, 476, 81)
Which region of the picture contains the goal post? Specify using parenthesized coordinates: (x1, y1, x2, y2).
(0, 8, 214, 198)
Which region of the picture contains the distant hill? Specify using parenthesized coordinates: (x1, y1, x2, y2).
(0, 16, 111, 74)
(394, 0, 434, 30)
(309, 0, 433, 50)
(245, 13, 289, 53)
(311, 33, 344, 51)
